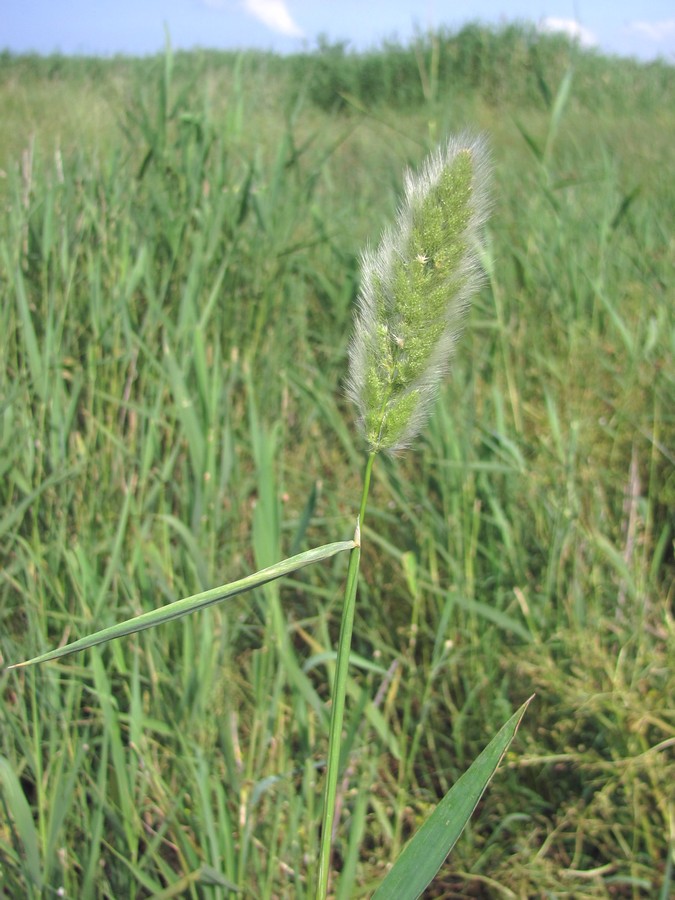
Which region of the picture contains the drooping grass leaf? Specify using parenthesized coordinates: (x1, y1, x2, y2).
(8, 540, 355, 669)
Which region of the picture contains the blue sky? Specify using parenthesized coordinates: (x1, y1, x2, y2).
(4, 1, 675, 62)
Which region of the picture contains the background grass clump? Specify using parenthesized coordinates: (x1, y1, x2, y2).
(1, 23, 673, 898)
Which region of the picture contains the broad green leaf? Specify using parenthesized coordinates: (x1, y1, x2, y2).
(372, 697, 532, 900)
(8, 540, 355, 669)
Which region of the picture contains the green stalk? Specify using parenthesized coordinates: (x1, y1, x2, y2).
(316, 451, 376, 898)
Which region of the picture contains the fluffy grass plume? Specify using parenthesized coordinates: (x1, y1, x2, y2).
(348, 134, 491, 452)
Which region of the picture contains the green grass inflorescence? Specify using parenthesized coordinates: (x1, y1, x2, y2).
(349, 135, 490, 451)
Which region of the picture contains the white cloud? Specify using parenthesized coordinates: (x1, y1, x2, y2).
(241, 0, 304, 38)
(626, 20, 675, 43)
(538, 17, 597, 48)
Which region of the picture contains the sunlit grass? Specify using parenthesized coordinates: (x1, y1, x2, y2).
(1, 26, 673, 898)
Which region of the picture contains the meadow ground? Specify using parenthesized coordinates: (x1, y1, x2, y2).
(1, 26, 673, 897)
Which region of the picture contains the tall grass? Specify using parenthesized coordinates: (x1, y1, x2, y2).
(288, 23, 674, 115)
(1, 25, 673, 897)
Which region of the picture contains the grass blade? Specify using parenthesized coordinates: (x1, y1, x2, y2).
(372, 697, 532, 900)
(0, 755, 43, 891)
(8, 540, 355, 669)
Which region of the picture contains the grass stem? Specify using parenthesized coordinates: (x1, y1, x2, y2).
(316, 450, 375, 898)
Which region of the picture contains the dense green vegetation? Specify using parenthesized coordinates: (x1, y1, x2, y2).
(1, 25, 673, 897)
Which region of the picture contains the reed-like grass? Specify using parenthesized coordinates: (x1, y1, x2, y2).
(1, 26, 673, 898)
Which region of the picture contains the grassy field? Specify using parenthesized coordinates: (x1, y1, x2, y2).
(1, 25, 673, 898)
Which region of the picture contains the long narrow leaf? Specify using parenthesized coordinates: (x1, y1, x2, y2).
(0, 755, 43, 890)
(372, 697, 532, 900)
(8, 541, 355, 669)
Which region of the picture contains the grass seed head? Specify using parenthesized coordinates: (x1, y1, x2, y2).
(348, 134, 491, 453)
